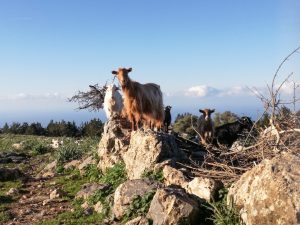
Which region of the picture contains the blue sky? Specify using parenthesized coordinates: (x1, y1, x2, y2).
(0, 0, 299, 125)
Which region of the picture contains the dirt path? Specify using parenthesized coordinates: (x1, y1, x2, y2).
(4, 156, 72, 225)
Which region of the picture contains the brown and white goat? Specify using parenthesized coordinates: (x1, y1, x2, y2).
(197, 108, 215, 145)
(112, 67, 164, 131)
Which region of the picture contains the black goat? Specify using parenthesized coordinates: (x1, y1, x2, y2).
(213, 116, 253, 147)
(163, 106, 172, 132)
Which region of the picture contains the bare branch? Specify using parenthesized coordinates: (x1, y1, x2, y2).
(68, 83, 108, 111)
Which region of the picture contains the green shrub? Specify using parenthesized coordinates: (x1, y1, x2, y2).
(141, 169, 164, 183)
(122, 191, 155, 224)
(0, 211, 11, 223)
(83, 164, 102, 182)
(207, 189, 243, 225)
(32, 143, 50, 155)
(101, 162, 127, 189)
(56, 144, 84, 163)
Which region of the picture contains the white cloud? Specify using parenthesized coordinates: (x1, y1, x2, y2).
(185, 85, 253, 98)
(0, 92, 67, 101)
(185, 85, 220, 97)
(218, 86, 252, 97)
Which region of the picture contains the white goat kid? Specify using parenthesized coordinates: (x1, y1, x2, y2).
(103, 84, 123, 119)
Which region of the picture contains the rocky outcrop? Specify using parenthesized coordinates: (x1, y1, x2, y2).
(228, 152, 300, 225)
(147, 187, 200, 225)
(113, 179, 161, 220)
(97, 119, 130, 172)
(123, 130, 183, 179)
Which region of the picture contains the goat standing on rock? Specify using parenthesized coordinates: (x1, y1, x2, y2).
(103, 84, 123, 120)
(163, 106, 172, 133)
(112, 67, 164, 131)
(197, 109, 215, 145)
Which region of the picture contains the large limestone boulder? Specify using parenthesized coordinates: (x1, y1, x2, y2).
(147, 187, 200, 225)
(98, 119, 130, 172)
(123, 130, 183, 179)
(113, 179, 161, 220)
(228, 152, 300, 225)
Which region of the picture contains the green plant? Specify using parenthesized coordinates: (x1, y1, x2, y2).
(206, 189, 242, 225)
(87, 189, 112, 216)
(141, 169, 164, 182)
(122, 191, 155, 224)
(32, 143, 50, 155)
(55, 164, 65, 174)
(0, 211, 11, 223)
(83, 164, 102, 182)
(56, 144, 84, 163)
(101, 162, 127, 189)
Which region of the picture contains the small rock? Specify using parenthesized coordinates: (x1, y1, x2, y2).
(49, 188, 65, 200)
(42, 199, 51, 206)
(186, 177, 223, 202)
(81, 201, 90, 209)
(6, 188, 19, 196)
(84, 207, 94, 216)
(94, 201, 103, 213)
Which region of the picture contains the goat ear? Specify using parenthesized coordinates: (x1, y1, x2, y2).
(127, 68, 132, 72)
(112, 70, 118, 75)
(210, 109, 215, 113)
(199, 109, 204, 113)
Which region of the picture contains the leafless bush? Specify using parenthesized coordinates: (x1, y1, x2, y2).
(69, 84, 107, 111)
